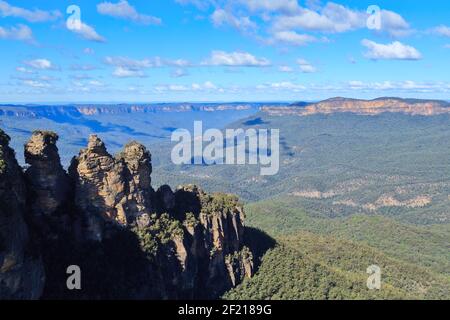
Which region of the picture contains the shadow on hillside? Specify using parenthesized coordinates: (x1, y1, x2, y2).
(244, 227, 277, 270)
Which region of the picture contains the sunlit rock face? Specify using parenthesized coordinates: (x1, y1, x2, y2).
(69, 134, 130, 241)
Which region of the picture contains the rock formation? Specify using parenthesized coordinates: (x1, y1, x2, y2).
(69, 135, 129, 241)
(24, 131, 71, 239)
(117, 141, 154, 225)
(1, 129, 254, 299)
(0, 130, 45, 299)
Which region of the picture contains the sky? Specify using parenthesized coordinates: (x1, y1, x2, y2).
(0, 0, 449, 103)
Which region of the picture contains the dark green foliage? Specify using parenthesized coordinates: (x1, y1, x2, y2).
(245, 198, 450, 277)
(133, 226, 159, 258)
(132, 213, 184, 258)
(184, 212, 199, 228)
(200, 193, 243, 216)
(224, 232, 450, 300)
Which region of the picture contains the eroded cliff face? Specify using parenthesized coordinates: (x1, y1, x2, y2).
(1, 130, 253, 299)
(118, 141, 154, 225)
(262, 97, 450, 116)
(68, 134, 132, 241)
(148, 185, 253, 299)
(0, 130, 45, 299)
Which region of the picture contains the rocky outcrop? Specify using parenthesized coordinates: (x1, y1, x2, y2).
(69, 135, 129, 240)
(165, 186, 253, 298)
(24, 131, 71, 238)
(0, 130, 45, 299)
(117, 141, 154, 225)
(1, 130, 253, 300)
(68, 136, 158, 239)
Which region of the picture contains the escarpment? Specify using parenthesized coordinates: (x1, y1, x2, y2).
(0, 130, 253, 299)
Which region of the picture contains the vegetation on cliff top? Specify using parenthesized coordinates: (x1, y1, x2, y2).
(200, 193, 243, 216)
(133, 213, 184, 259)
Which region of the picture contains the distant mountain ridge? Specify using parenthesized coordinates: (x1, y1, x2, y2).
(264, 97, 450, 116)
(0, 103, 268, 118)
(1, 98, 449, 118)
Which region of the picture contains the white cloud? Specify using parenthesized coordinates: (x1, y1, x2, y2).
(88, 80, 105, 87)
(202, 81, 217, 89)
(273, 3, 366, 33)
(105, 56, 152, 69)
(152, 57, 191, 67)
(68, 22, 106, 42)
(68, 80, 109, 92)
(0, 24, 33, 42)
(271, 4, 411, 37)
(97, 0, 161, 25)
(83, 48, 95, 55)
(112, 67, 146, 78)
(70, 64, 97, 71)
(22, 79, 51, 88)
(156, 81, 220, 92)
(155, 84, 188, 92)
(361, 39, 422, 60)
(347, 80, 450, 92)
(70, 74, 93, 80)
(202, 51, 271, 67)
(432, 25, 450, 37)
(0, 1, 61, 22)
(271, 30, 317, 46)
(269, 81, 306, 91)
(106, 56, 186, 79)
(175, 0, 213, 10)
(297, 59, 317, 73)
(279, 65, 294, 73)
(348, 80, 395, 90)
(238, 0, 300, 14)
(16, 66, 35, 74)
(171, 68, 189, 78)
(380, 10, 411, 37)
(24, 58, 58, 70)
(211, 9, 256, 33)
(105, 56, 190, 70)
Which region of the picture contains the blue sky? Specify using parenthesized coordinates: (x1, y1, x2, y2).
(0, 0, 449, 103)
